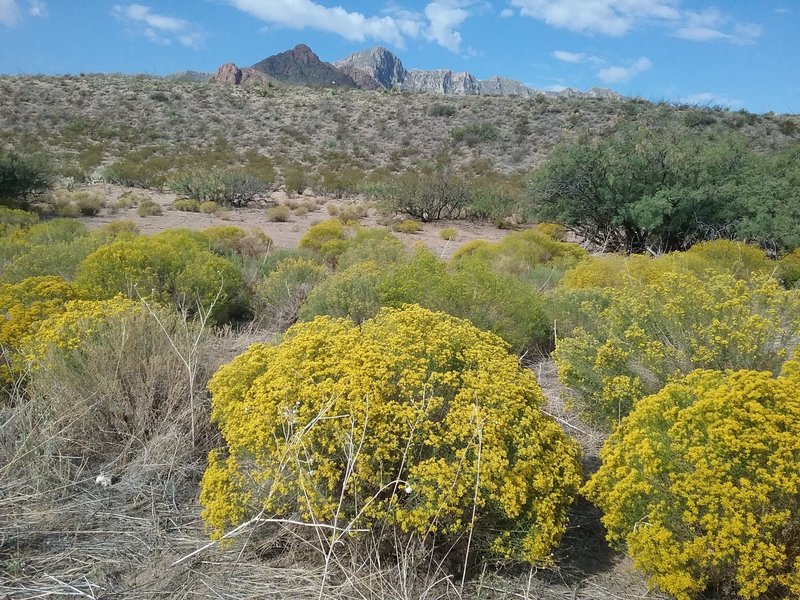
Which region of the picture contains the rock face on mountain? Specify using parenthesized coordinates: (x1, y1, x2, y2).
(402, 70, 479, 95)
(251, 44, 357, 88)
(210, 63, 270, 86)
(334, 47, 407, 89)
(477, 76, 537, 97)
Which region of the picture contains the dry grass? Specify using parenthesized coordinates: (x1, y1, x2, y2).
(0, 328, 665, 599)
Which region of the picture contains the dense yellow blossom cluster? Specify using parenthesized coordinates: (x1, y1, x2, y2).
(554, 269, 800, 426)
(201, 304, 582, 563)
(0, 276, 80, 385)
(585, 367, 800, 599)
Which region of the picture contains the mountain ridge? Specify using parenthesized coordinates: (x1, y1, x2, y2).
(209, 44, 619, 100)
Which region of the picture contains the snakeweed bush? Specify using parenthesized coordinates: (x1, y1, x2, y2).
(585, 366, 800, 599)
(201, 305, 581, 565)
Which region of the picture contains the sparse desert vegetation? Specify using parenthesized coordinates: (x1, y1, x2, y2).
(2, 73, 800, 600)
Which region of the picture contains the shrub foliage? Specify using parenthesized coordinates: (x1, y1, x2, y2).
(201, 305, 581, 564)
(554, 268, 800, 427)
(585, 367, 800, 599)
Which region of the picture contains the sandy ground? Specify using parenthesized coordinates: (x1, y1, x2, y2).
(79, 184, 510, 260)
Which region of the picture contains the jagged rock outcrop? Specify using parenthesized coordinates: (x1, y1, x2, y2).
(477, 76, 536, 97)
(210, 63, 270, 86)
(251, 44, 357, 88)
(334, 47, 407, 89)
(402, 70, 479, 95)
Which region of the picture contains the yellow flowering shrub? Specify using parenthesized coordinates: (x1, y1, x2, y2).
(19, 296, 139, 368)
(0, 275, 80, 387)
(584, 367, 800, 600)
(201, 305, 582, 564)
(554, 270, 800, 427)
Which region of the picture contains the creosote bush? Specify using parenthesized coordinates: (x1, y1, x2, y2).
(585, 366, 800, 600)
(201, 305, 581, 564)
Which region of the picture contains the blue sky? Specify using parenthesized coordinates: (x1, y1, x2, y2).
(0, 1, 797, 114)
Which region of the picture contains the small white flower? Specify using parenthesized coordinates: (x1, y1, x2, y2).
(405, 484, 413, 494)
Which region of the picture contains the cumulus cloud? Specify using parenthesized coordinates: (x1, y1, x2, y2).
(425, 1, 470, 52)
(597, 56, 652, 83)
(226, 0, 423, 47)
(500, 8, 514, 17)
(112, 4, 205, 48)
(227, 0, 477, 52)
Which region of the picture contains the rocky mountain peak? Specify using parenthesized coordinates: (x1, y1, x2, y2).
(251, 44, 357, 88)
(334, 46, 407, 89)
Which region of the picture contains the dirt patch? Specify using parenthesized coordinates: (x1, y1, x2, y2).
(78, 184, 510, 260)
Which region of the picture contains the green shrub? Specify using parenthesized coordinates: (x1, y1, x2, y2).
(451, 122, 499, 146)
(103, 148, 171, 188)
(336, 204, 367, 224)
(169, 168, 270, 206)
(337, 228, 406, 270)
(75, 231, 245, 322)
(381, 248, 550, 353)
(375, 171, 470, 222)
(198, 200, 218, 214)
(298, 261, 383, 324)
(439, 227, 458, 241)
(0, 207, 38, 232)
(585, 366, 800, 599)
(2, 234, 103, 282)
(174, 198, 200, 212)
(314, 166, 365, 198)
(265, 205, 291, 222)
(392, 219, 423, 233)
(136, 198, 162, 217)
(299, 219, 348, 262)
(254, 257, 327, 330)
(554, 270, 800, 428)
(0, 151, 52, 208)
(201, 305, 581, 564)
(72, 191, 105, 216)
(428, 103, 456, 117)
(282, 162, 307, 195)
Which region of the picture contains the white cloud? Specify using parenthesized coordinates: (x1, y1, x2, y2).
(511, 0, 761, 44)
(597, 56, 652, 83)
(112, 4, 205, 48)
(227, 0, 477, 53)
(673, 8, 759, 44)
(0, 0, 21, 26)
(28, 0, 45, 17)
(500, 8, 514, 17)
(553, 50, 586, 63)
(226, 0, 423, 47)
(510, 0, 680, 36)
(425, 1, 470, 52)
